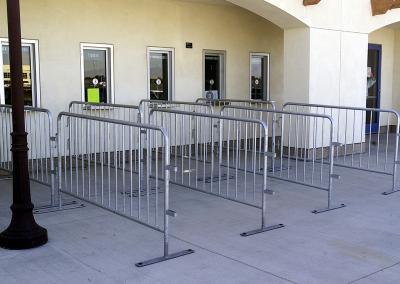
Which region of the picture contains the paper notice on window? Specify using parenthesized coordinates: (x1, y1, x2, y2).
(87, 88, 100, 103)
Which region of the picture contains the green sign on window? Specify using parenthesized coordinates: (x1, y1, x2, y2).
(87, 88, 100, 103)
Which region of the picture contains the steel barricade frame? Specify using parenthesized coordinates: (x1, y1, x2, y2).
(56, 112, 194, 267)
(283, 102, 400, 195)
(0, 105, 58, 209)
(149, 108, 284, 237)
(0, 106, 13, 179)
(220, 105, 346, 214)
(139, 99, 214, 124)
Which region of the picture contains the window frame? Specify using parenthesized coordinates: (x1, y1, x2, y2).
(147, 47, 175, 101)
(249, 52, 270, 101)
(0, 38, 41, 107)
(80, 43, 114, 104)
(203, 49, 226, 100)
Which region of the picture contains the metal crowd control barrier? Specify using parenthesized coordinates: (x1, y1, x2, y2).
(220, 105, 345, 214)
(69, 101, 140, 123)
(149, 108, 284, 237)
(0, 105, 57, 209)
(283, 102, 400, 195)
(196, 98, 276, 110)
(139, 99, 213, 123)
(57, 112, 194, 267)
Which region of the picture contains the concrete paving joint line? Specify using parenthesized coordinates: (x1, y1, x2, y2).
(347, 261, 400, 283)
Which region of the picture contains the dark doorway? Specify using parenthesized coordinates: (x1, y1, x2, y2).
(366, 44, 381, 133)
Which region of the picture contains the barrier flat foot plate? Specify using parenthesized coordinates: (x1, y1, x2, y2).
(382, 190, 400, 196)
(34, 200, 79, 210)
(241, 224, 285, 237)
(34, 201, 85, 214)
(135, 249, 195, 267)
(312, 204, 346, 214)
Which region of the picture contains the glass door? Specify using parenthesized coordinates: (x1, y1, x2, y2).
(250, 53, 270, 101)
(366, 44, 381, 134)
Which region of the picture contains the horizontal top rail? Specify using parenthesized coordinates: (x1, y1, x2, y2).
(196, 98, 276, 108)
(57, 112, 168, 137)
(283, 102, 400, 117)
(139, 99, 212, 109)
(0, 104, 53, 127)
(149, 108, 269, 130)
(221, 105, 334, 123)
(0, 104, 52, 115)
(68, 101, 139, 110)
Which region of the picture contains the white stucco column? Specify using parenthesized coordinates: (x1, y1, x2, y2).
(282, 28, 310, 104)
(310, 28, 368, 108)
(284, 27, 368, 107)
(283, 27, 369, 147)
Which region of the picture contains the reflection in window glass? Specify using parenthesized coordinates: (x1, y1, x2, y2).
(83, 49, 109, 103)
(367, 48, 379, 127)
(149, 52, 170, 101)
(251, 54, 269, 101)
(2, 44, 35, 106)
(204, 55, 220, 98)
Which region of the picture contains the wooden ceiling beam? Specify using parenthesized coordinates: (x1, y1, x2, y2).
(371, 0, 400, 16)
(303, 0, 321, 6)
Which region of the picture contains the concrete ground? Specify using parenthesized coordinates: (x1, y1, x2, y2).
(1, 163, 400, 284)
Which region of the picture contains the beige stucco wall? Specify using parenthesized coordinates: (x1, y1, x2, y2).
(0, 0, 284, 114)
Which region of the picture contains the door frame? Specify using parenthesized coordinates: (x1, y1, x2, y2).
(366, 43, 382, 134)
(202, 49, 226, 99)
(147, 46, 175, 101)
(0, 38, 41, 106)
(80, 43, 115, 104)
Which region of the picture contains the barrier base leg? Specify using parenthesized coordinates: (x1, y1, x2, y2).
(312, 204, 346, 214)
(240, 224, 285, 237)
(33, 200, 85, 214)
(135, 249, 195, 267)
(0, 176, 12, 181)
(382, 190, 400, 195)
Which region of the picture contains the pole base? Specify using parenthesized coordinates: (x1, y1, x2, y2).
(240, 224, 285, 237)
(0, 224, 47, 250)
(312, 203, 346, 214)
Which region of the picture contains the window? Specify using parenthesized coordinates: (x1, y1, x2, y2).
(0, 39, 40, 106)
(148, 47, 174, 101)
(81, 44, 114, 104)
(203, 50, 225, 100)
(250, 53, 270, 101)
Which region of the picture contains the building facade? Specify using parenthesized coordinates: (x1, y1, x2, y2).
(1, 0, 400, 120)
